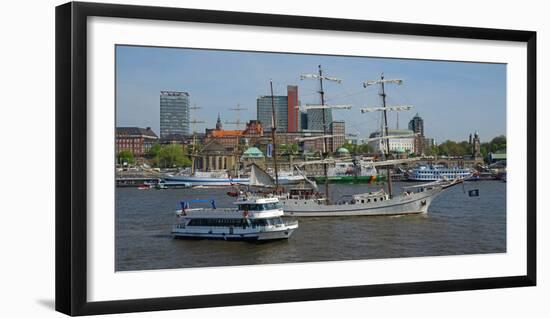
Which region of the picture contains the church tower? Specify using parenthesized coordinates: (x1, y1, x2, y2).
(215, 113, 223, 130)
(472, 131, 481, 158)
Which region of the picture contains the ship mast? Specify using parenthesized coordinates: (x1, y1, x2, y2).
(380, 75, 393, 196)
(300, 65, 348, 204)
(361, 74, 411, 197)
(188, 104, 204, 175)
(318, 66, 329, 201)
(270, 80, 280, 189)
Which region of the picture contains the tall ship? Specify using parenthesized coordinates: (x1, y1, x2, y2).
(172, 196, 298, 241)
(266, 68, 463, 216)
(407, 165, 473, 181)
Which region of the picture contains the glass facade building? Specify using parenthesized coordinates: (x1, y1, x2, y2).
(160, 91, 190, 138)
(306, 108, 332, 132)
(257, 95, 288, 132)
(408, 113, 424, 137)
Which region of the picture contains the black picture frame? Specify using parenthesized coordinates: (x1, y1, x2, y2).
(55, 1, 536, 316)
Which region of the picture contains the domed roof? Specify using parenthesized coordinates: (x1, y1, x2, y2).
(241, 147, 264, 158)
(336, 147, 350, 153)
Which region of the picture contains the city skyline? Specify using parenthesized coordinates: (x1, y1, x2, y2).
(116, 45, 506, 143)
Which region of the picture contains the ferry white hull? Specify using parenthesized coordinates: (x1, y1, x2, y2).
(171, 197, 298, 241)
(172, 226, 297, 241)
(281, 187, 442, 217)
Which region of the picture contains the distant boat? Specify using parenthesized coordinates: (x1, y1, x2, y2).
(165, 171, 249, 186)
(313, 159, 382, 184)
(407, 165, 472, 181)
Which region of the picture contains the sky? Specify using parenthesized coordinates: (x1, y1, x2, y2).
(115, 45, 506, 143)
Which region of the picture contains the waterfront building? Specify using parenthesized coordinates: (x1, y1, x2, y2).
(488, 152, 506, 164)
(368, 129, 415, 154)
(196, 141, 238, 172)
(240, 146, 266, 168)
(423, 137, 435, 154)
(329, 120, 346, 152)
(204, 115, 264, 148)
(306, 108, 332, 132)
(116, 127, 159, 157)
(257, 95, 288, 132)
(160, 91, 190, 138)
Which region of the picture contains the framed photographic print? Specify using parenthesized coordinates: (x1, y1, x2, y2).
(55, 1, 536, 316)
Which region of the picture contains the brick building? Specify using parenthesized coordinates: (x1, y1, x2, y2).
(115, 127, 159, 157)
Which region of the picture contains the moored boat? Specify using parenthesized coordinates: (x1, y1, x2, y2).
(407, 165, 472, 181)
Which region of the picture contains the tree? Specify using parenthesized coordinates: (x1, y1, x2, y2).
(148, 143, 161, 158)
(341, 141, 373, 155)
(357, 143, 374, 154)
(117, 150, 134, 165)
(158, 144, 192, 168)
(489, 135, 506, 153)
(279, 143, 299, 155)
(341, 141, 357, 154)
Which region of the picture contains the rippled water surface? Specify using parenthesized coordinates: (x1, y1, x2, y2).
(115, 181, 506, 271)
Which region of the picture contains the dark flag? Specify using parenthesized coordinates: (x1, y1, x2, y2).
(468, 189, 480, 197)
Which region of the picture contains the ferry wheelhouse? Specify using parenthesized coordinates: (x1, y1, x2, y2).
(408, 165, 472, 181)
(172, 197, 298, 241)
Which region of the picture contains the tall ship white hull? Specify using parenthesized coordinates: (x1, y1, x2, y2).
(280, 180, 459, 217)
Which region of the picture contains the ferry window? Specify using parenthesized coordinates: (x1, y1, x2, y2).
(374, 198, 377, 202)
(367, 199, 371, 203)
(361, 200, 364, 203)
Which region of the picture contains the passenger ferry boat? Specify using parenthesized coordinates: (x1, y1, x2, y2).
(172, 197, 298, 241)
(407, 165, 472, 181)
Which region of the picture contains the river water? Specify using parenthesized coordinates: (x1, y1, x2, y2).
(115, 181, 506, 271)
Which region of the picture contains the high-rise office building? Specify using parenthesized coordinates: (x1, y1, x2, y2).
(287, 85, 299, 132)
(160, 91, 190, 138)
(306, 108, 332, 132)
(257, 95, 288, 132)
(408, 113, 425, 154)
(408, 113, 424, 136)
